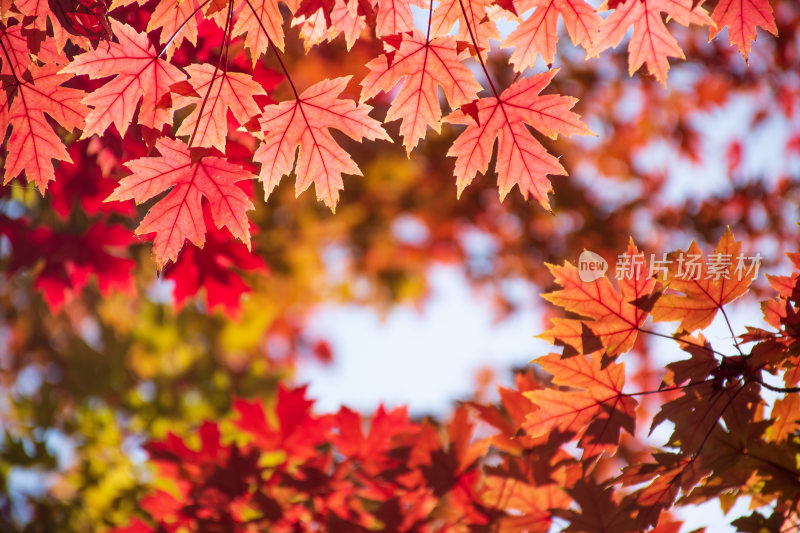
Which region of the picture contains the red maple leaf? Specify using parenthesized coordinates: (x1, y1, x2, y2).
(444, 69, 591, 210)
(106, 137, 255, 267)
(1, 63, 88, 191)
(147, 0, 201, 60)
(501, 0, 601, 70)
(48, 138, 135, 219)
(173, 63, 267, 149)
(233, 386, 332, 462)
(430, 0, 498, 59)
(254, 76, 389, 211)
(360, 30, 482, 154)
(373, 0, 424, 37)
(164, 212, 268, 316)
(0, 216, 135, 310)
(589, 0, 713, 84)
(61, 19, 186, 136)
(233, 0, 286, 62)
(708, 0, 778, 60)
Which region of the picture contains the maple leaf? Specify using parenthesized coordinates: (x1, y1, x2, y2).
(1, 63, 89, 191)
(147, 0, 201, 60)
(444, 70, 590, 209)
(173, 63, 267, 149)
(48, 138, 136, 219)
(708, 0, 777, 60)
(0, 23, 33, 77)
(232, 386, 331, 461)
(0, 216, 135, 310)
(333, 405, 419, 472)
(430, 0, 499, 59)
(769, 390, 800, 442)
(106, 138, 255, 267)
(552, 480, 639, 533)
(360, 30, 482, 154)
(502, 0, 601, 71)
(290, 0, 368, 50)
(618, 453, 711, 530)
(290, 0, 334, 50)
(254, 76, 389, 211)
(524, 352, 638, 460)
(589, 0, 713, 84)
(60, 19, 186, 137)
(483, 476, 570, 532)
(540, 240, 658, 356)
(373, 0, 424, 37)
(164, 213, 268, 316)
(327, 0, 367, 50)
(233, 0, 285, 63)
(652, 228, 753, 332)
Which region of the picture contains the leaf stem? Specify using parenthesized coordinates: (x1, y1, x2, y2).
(755, 379, 800, 394)
(720, 305, 745, 356)
(242, 0, 301, 100)
(624, 379, 712, 397)
(425, 0, 434, 42)
(637, 327, 731, 358)
(454, 0, 502, 101)
(188, 0, 234, 147)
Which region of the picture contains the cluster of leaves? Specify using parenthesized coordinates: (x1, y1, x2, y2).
(0, 0, 782, 270)
(110, 231, 800, 532)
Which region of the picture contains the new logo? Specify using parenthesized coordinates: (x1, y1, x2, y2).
(578, 250, 608, 282)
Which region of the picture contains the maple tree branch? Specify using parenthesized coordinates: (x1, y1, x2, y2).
(243, 0, 300, 100)
(755, 379, 800, 394)
(158, 0, 212, 58)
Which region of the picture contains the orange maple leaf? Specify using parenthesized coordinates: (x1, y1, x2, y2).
(652, 228, 753, 332)
(106, 138, 255, 267)
(174, 63, 267, 149)
(708, 0, 778, 60)
(502, 0, 601, 71)
(254, 76, 389, 211)
(360, 30, 482, 154)
(540, 239, 658, 356)
(524, 352, 638, 460)
(1, 63, 89, 191)
(444, 69, 591, 210)
(589, 0, 712, 85)
(483, 476, 571, 532)
(61, 20, 187, 137)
